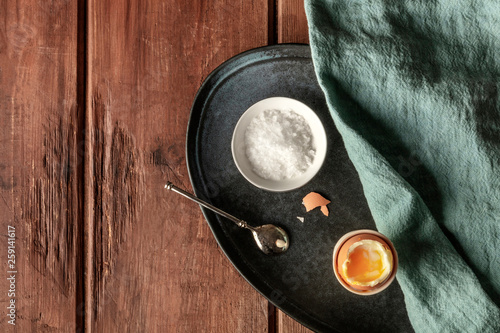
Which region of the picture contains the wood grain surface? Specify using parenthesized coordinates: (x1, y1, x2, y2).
(1, 0, 314, 332)
(0, 0, 85, 331)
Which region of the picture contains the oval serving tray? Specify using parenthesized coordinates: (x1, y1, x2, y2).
(186, 44, 413, 333)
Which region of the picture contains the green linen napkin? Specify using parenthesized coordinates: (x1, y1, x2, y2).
(305, 0, 500, 332)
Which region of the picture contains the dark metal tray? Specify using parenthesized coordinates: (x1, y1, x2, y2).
(186, 44, 413, 333)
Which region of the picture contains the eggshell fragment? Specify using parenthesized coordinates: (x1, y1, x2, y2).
(302, 192, 330, 216)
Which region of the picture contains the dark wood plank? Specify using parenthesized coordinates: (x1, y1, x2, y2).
(278, 311, 315, 333)
(277, 0, 310, 44)
(86, 0, 271, 331)
(0, 0, 84, 331)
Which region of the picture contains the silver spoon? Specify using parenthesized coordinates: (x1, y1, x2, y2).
(165, 182, 289, 255)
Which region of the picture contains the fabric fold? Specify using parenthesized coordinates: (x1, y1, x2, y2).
(305, 0, 500, 331)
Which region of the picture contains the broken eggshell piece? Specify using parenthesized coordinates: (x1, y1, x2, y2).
(302, 192, 330, 216)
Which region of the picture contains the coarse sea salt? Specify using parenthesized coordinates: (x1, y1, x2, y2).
(244, 109, 316, 181)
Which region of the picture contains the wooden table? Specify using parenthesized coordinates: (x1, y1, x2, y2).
(1, 0, 314, 331)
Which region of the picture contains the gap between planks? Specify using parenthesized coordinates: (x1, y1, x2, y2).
(83, 0, 94, 331)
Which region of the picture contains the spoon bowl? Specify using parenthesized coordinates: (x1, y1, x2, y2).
(250, 224, 289, 255)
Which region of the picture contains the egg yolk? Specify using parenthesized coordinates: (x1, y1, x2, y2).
(341, 240, 392, 287)
(345, 245, 384, 282)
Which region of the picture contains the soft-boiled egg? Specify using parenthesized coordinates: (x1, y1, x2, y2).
(341, 239, 393, 287)
(333, 230, 397, 295)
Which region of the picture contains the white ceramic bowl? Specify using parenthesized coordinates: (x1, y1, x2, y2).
(231, 97, 327, 192)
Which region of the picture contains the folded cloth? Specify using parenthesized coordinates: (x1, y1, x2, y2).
(305, 0, 500, 332)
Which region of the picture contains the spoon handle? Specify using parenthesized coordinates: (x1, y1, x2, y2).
(165, 182, 250, 229)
